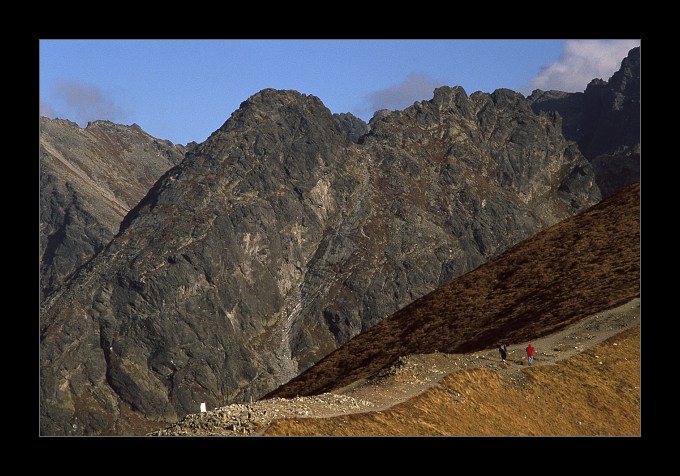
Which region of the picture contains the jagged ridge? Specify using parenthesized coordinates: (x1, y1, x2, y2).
(40, 83, 601, 435)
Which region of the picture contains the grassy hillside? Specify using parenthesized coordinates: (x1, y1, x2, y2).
(264, 325, 640, 436)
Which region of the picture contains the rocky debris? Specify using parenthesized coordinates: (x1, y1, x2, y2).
(529, 46, 640, 198)
(41, 85, 602, 436)
(149, 393, 374, 436)
(39, 117, 185, 301)
(373, 355, 438, 385)
(333, 112, 369, 143)
(376, 355, 423, 377)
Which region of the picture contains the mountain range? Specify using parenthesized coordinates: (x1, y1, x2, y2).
(39, 47, 640, 435)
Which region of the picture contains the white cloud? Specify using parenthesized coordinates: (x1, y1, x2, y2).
(53, 80, 128, 125)
(363, 73, 443, 115)
(525, 40, 640, 94)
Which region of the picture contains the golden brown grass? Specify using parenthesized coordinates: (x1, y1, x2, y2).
(266, 182, 640, 399)
(264, 325, 640, 436)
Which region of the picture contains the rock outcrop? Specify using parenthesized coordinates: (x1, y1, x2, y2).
(333, 112, 369, 143)
(529, 46, 640, 197)
(39, 118, 185, 301)
(40, 87, 599, 435)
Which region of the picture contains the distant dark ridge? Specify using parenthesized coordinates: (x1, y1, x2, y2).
(39, 117, 185, 301)
(266, 181, 640, 399)
(529, 46, 640, 198)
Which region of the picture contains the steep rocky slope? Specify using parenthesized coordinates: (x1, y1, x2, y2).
(287, 86, 599, 370)
(39, 118, 185, 301)
(40, 87, 599, 435)
(267, 181, 639, 399)
(529, 46, 640, 197)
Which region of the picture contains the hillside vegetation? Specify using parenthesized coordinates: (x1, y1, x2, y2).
(264, 325, 640, 436)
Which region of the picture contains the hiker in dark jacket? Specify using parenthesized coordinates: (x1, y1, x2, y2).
(499, 343, 508, 361)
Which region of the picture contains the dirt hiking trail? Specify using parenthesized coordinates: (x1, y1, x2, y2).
(151, 298, 639, 436)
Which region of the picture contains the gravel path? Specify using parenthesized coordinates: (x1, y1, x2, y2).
(150, 298, 640, 436)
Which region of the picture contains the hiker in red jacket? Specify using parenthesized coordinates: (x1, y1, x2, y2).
(526, 343, 534, 366)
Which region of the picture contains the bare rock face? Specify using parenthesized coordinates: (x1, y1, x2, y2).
(288, 86, 599, 369)
(39, 118, 185, 301)
(333, 112, 369, 143)
(40, 87, 600, 435)
(529, 46, 640, 197)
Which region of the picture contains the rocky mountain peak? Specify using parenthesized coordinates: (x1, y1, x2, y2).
(219, 89, 335, 131)
(41, 116, 80, 128)
(490, 88, 532, 110)
(41, 79, 604, 435)
(428, 85, 475, 117)
(585, 78, 607, 89)
(432, 84, 468, 101)
(86, 119, 118, 128)
(369, 109, 393, 125)
(608, 46, 639, 93)
(192, 88, 351, 162)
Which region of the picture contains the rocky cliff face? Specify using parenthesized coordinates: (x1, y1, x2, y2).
(40, 87, 600, 435)
(529, 46, 640, 197)
(39, 118, 185, 301)
(288, 86, 598, 370)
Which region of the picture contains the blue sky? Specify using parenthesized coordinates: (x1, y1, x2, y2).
(39, 39, 639, 146)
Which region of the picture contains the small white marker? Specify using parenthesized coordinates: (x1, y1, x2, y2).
(200, 402, 207, 412)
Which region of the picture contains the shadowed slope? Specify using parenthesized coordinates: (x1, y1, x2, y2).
(266, 181, 640, 399)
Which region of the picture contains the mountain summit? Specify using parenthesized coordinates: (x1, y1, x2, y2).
(40, 83, 600, 435)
